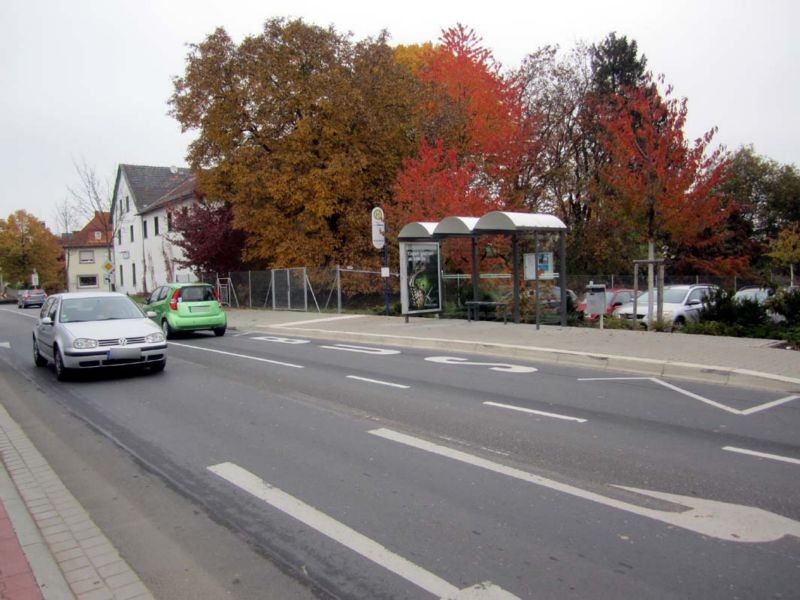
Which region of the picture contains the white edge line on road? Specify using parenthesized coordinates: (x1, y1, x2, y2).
(483, 401, 586, 423)
(347, 375, 410, 389)
(739, 395, 800, 415)
(207, 462, 460, 598)
(169, 342, 304, 369)
(0, 308, 38, 320)
(274, 315, 368, 328)
(723, 446, 800, 465)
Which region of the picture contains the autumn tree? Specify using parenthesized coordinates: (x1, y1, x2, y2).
(0, 210, 64, 290)
(595, 75, 743, 277)
(388, 25, 530, 274)
(170, 19, 421, 269)
(169, 200, 246, 275)
(768, 224, 800, 286)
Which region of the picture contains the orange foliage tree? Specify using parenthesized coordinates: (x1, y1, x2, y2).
(388, 25, 532, 271)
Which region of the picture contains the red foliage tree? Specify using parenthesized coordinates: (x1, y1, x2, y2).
(169, 200, 246, 275)
(388, 25, 532, 273)
(595, 75, 747, 275)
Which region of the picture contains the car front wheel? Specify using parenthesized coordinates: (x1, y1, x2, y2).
(54, 347, 70, 381)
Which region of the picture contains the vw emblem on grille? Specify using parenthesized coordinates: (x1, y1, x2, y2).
(118, 338, 128, 346)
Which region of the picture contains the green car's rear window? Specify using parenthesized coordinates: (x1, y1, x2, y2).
(180, 286, 216, 302)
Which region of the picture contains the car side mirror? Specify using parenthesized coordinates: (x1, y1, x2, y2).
(41, 317, 53, 326)
(146, 310, 157, 318)
(613, 301, 623, 306)
(687, 299, 701, 306)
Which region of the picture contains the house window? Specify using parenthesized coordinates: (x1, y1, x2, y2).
(120, 267, 124, 287)
(154, 216, 159, 236)
(94, 231, 102, 241)
(167, 212, 172, 231)
(78, 275, 99, 288)
(79, 250, 95, 264)
(132, 263, 136, 287)
(126, 196, 130, 212)
(117, 229, 121, 245)
(143, 220, 148, 239)
(130, 225, 134, 243)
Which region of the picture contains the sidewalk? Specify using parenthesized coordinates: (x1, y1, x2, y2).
(0, 392, 153, 600)
(1, 308, 798, 599)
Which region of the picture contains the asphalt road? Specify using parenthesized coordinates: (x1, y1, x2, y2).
(1, 306, 799, 599)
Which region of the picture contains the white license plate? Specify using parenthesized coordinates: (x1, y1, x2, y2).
(107, 347, 142, 360)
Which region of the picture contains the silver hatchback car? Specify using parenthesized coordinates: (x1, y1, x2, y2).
(33, 292, 167, 380)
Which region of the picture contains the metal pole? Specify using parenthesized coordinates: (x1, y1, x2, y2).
(559, 231, 567, 327)
(657, 263, 665, 324)
(471, 237, 479, 304)
(534, 232, 540, 330)
(512, 233, 520, 324)
(633, 263, 639, 330)
(384, 243, 390, 316)
(336, 265, 342, 314)
(248, 271, 252, 308)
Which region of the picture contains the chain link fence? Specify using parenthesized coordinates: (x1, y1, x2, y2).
(194, 267, 791, 323)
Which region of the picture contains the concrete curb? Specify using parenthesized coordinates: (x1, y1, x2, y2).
(243, 324, 800, 393)
(0, 398, 155, 600)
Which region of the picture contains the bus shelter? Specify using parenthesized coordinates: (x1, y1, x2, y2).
(398, 211, 568, 325)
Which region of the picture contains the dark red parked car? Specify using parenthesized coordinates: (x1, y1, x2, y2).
(577, 288, 639, 321)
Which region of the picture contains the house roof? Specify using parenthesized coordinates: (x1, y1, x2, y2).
(62, 211, 111, 248)
(114, 164, 193, 215)
(148, 172, 200, 212)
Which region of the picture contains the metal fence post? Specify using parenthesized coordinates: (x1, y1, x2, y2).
(248, 271, 252, 308)
(336, 265, 342, 314)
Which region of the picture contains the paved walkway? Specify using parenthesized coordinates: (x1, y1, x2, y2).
(1, 308, 798, 599)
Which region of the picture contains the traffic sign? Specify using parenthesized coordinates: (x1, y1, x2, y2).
(371, 207, 385, 250)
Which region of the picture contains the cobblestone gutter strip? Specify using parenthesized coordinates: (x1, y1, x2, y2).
(0, 402, 154, 600)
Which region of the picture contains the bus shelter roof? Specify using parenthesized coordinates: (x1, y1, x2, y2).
(397, 211, 566, 241)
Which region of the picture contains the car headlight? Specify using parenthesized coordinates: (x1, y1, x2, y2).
(73, 338, 98, 349)
(145, 332, 165, 344)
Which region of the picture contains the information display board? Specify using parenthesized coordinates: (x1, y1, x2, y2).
(399, 242, 442, 315)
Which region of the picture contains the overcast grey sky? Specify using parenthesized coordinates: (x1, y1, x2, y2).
(2, 0, 797, 233)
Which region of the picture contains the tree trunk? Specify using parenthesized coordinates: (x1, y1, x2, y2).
(647, 239, 655, 330)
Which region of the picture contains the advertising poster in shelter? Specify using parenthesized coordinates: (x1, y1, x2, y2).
(400, 242, 442, 315)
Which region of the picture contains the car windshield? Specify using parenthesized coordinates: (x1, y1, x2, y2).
(635, 288, 689, 304)
(60, 296, 145, 323)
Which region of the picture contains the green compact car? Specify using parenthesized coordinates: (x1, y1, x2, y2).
(144, 283, 227, 339)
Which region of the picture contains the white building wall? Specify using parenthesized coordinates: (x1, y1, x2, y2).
(112, 176, 198, 295)
(112, 176, 145, 295)
(139, 204, 197, 291)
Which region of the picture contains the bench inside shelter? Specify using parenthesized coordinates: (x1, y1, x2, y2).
(465, 300, 508, 324)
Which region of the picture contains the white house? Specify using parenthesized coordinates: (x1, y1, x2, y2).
(62, 211, 113, 292)
(111, 164, 199, 295)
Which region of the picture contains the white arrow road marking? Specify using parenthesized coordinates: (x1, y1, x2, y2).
(320, 343, 401, 355)
(369, 428, 800, 543)
(723, 446, 800, 465)
(169, 342, 304, 369)
(208, 462, 518, 599)
(0, 342, 10, 349)
(425, 357, 537, 374)
(347, 375, 410, 389)
(578, 376, 800, 415)
(251, 335, 311, 344)
(483, 401, 586, 423)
